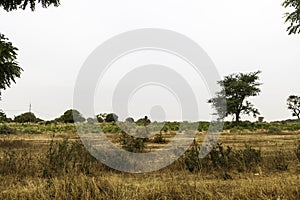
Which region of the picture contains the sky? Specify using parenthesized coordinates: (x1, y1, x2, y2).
(0, 0, 300, 122)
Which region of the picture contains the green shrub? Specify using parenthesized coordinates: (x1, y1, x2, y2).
(0, 124, 15, 134)
(182, 139, 201, 172)
(207, 143, 234, 171)
(268, 126, 282, 134)
(120, 132, 147, 153)
(152, 132, 166, 144)
(181, 141, 263, 173)
(234, 145, 261, 172)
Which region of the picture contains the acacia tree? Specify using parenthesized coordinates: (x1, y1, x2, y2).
(0, 34, 23, 99)
(287, 95, 300, 119)
(209, 71, 262, 123)
(283, 0, 300, 34)
(0, 0, 60, 11)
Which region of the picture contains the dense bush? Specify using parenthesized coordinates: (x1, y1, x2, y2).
(100, 123, 121, 133)
(0, 124, 15, 134)
(104, 113, 118, 122)
(152, 132, 166, 144)
(182, 139, 201, 172)
(181, 140, 262, 173)
(120, 132, 147, 153)
(235, 145, 262, 172)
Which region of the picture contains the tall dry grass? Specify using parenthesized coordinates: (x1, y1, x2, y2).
(0, 129, 300, 199)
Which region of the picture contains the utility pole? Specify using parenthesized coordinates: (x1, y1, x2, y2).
(29, 103, 32, 113)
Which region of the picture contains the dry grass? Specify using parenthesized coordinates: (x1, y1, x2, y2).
(1, 172, 299, 199)
(0, 129, 300, 199)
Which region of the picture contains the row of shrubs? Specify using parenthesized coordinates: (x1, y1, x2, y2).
(0, 123, 77, 134)
(1, 137, 299, 178)
(1, 120, 300, 135)
(2, 109, 300, 132)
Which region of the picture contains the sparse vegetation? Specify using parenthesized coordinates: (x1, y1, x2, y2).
(0, 122, 300, 199)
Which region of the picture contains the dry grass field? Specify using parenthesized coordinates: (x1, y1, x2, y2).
(0, 123, 300, 199)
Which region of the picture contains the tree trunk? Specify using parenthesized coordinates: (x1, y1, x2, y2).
(235, 112, 240, 123)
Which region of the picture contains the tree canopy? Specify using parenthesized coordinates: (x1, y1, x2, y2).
(283, 0, 300, 34)
(56, 109, 85, 123)
(0, 34, 23, 99)
(14, 112, 38, 123)
(209, 71, 262, 123)
(287, 95, 300, 119)
(0, 0, 60, 11)
(104, 113, 119, 123)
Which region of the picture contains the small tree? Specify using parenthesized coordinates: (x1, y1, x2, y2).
(125, 117, 134, 123)
(96, 114, 104, 123)
(287, 95, 300, 119)
(86, 117, 97, 124)
(0, 110, 8, 122)
(0, 34, 23, 99)
(282, 0, 300, 35)
(104, 113, 118, 123)
(209, 71, 262, 123)
(136, 116, 151, 126)
(14, 112, 37, 123)
(56, 109, 85, 123)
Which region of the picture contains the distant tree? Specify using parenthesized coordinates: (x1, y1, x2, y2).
(0, 34, 23, 99)
(209, 71, 262, 123)
(104, 113, 118, 123)
(56, 109, 85, 123)
(136, 116, 151, 126)
(287, 95, 300, 119)
(0, 0, 60, 11)
(96, 114, 104, 123)
(86, 117, 97, 124)
(125, 117, 134, 123)
(0, 110, 8, 122)
(282, 0, 300, 34)
(14, 112, 37, 123)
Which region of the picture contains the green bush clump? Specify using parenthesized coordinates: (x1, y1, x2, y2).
(100, 123, 121, 133)
(0, 124, 15, 134)
(183, 139, 201, 172)
(268, 126, 282, 134)
(181, 141, 262, 173)
(152, 132, 166, 144)
(120, 132, 147, 153)
(235, 145, 262, 172)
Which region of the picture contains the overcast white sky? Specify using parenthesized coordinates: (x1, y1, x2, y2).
(0, 0, 299, 121)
